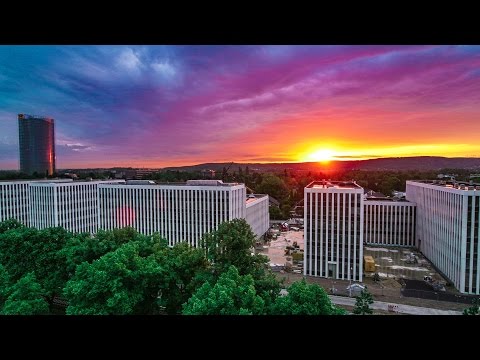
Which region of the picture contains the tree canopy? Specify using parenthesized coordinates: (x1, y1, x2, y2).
(271, 279, 346, 315)
(64, 242, 163, 315)
(182, 265, 265, 315)
(2, 272, 49, 315)
(0, 219, 348, 316)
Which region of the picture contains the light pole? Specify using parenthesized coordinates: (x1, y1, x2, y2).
(349, 266, 353, 297)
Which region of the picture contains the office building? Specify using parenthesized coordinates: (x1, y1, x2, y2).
(0, 179, 73, 226)
(98, 180, 268, 246)
(364, 199, 416, 247)
(246, 194, 269, 238)
(406, 180, 480, 294)
(304, 180, 364, 281)
(0, 180, 32, 226)
(18, 114, 56, 176)
(29, 180, 125, 233)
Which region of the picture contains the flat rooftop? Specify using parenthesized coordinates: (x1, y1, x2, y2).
(105, 179, 242, 187)
(364, 198, 413, 203)
(18, 113, 53, 122)
(306, 180, 362, 190)
(246, 194, 267, 204)
(408, 180, 480, 191)
(0, 179, 74, 184)
(29, 180, 124, 186)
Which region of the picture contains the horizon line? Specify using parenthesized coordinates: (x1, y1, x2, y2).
(2, 155, 480, 172)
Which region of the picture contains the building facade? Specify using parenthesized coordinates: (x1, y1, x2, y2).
(364, 199, 416, 247)
(304, 181, 364, 282)
(98, 180, 247, 246)
(0, 180, 32, 226)
(0, 179, 73, 226)
(18, 114, 56, 176)
(406, 180, 480, 294)
(246, 194, 269, 239)
(29, 180, 125, 233)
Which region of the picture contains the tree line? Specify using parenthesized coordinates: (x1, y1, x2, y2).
(0, 218, 346, 315)
(149, 168, 467, 219)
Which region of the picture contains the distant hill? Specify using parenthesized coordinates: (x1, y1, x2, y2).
(162, 157, 480, 172)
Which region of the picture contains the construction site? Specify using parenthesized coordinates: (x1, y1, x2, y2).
(258, 227, 474, 313)
(257, 222, 304, 274)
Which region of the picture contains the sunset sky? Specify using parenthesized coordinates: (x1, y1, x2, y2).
(1, 45, 480, 169)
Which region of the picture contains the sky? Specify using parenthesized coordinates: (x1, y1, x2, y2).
(1, 45, 480, 170)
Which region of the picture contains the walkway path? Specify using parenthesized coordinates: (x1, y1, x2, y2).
(330, 295, 462, 315)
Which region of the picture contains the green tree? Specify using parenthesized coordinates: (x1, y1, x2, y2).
(0, 264, 12, 309)
(281, 203, 292, 219)
(64, 243, 163, 315)
(378, 176, 401, 197)
(463, 298, 480, 315)
(353, 290, 374, 315)
(0, 227, 37, 280)
(2, 272, 49, 315)
(255, 174, 289, 203)
(269, 206, 284, 220)
(155, 242, 211, 314)
(182, 265, 265, 315)
(0, 219, 24, 234)
(31, 227, 73, 300)
(202, 218, 258, 275)
(61, 227, 157, 276)
(0, 226, 72, 302)
(270, 279, 346, 315)
(201, 219, 281, 308)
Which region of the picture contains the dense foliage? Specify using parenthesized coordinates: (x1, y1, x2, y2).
(183, 266, 265, 315)
(2, 272, 49, 315)
(271, 279, 346, 315)
(0, 219, 345, 315)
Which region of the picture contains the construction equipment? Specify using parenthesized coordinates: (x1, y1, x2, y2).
(364, 255, 376, 272)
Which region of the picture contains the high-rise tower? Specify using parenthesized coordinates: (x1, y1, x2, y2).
(18, 114, 55, 176)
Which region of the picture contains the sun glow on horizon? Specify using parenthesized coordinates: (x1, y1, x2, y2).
(305, 149, 335, 163)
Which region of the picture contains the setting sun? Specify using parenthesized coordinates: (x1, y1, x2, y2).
(306, 149, 335, 163)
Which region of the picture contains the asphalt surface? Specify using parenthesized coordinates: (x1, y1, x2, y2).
(329, 295, 462, 315)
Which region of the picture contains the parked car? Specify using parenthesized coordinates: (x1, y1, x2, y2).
(346, 283, 367, 292)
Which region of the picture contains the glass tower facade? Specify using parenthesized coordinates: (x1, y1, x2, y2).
(18, 114, 55, 176)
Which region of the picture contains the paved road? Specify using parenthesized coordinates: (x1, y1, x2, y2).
(330, 295, 462, 315)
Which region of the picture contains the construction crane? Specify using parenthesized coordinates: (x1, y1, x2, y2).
(222, 162, 234, 182)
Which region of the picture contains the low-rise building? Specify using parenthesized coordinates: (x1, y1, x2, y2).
(364, 199, 416, 247)
(246, 194, 269, 239)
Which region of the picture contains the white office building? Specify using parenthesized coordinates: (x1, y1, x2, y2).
(364, 199, 416, 247)
(304, 180, 364, 281)
(29, 180, 125, 233)
(246, 194, 269, 239)
(406, 180, 480, 294)
(98, 180, 250, 246)
(0, 180, 32, 226)
(0, 179, 73, 226)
